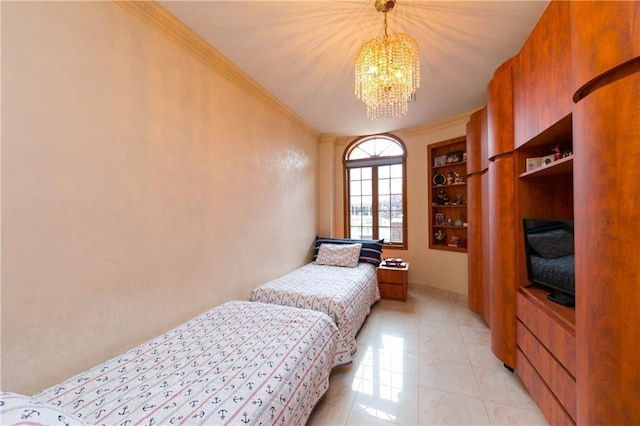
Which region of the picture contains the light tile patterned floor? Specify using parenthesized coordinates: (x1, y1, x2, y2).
(307, 286, 549, 426)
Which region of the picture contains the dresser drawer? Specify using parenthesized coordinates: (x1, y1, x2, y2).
(516, 289, 576, 376)
(378, 268, 406, 285)
(517, 320, 576, 420)
(379, 282, 405, 300)
(517, 348, 575, 425)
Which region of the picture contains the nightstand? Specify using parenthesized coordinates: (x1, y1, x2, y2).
(377, 263, 409, 301)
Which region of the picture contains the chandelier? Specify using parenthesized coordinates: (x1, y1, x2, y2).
(355, 0, 420, 120)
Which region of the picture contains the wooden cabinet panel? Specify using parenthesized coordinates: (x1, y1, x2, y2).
(488, 154, 517, 368)
(573, 72, 640, 424)
(378, 267, 405, 285)
(466, 173, 483, 318)
(513, 0, 572, 148)
(480, 172, 490, 325)
(466, 108, 486, 175)
(487, 59, 514, 159)
(517, 321, 576, 420)
(466, 107, 488, 320)
(572, 1, 640, 101)
(516, 349, 575, 425)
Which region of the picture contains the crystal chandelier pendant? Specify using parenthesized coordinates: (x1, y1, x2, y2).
(355, 0, 420, 120)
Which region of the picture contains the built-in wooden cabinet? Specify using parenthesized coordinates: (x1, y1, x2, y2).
(571, 1, 640, 101)
(517, 287, 576, 424)
(466, 0, 640, 422)
(514, 117, 575, 423)
(573, 70, 640, 424)
(513, 0, 572, 149)
(486, 58, 517, 368)
(466, 108, 489, 323)
(428, 137, 467, 253)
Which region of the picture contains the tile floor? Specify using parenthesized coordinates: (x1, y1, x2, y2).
(307, 286, 549, 425)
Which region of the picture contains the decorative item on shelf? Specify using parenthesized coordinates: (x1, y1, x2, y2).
(446, 151, 463, 163)
(446, 216, 454, 226)
(447, 236, 462, 247)
(462, 152, 467, 162)
(527, 154, 557, 171)
(454, 195, 463, 205)
(447, 172, 454, 185)
(433, 173, 446, 185)
(562, 149, 573, 158)
(354, 0, 420, 120)
(454, 213, 464, 227)
(540, 154, 555, 166)
(435, 212, 445, 226)
(436, 189, 448, 205)
(453, 172, 464, 183)
(435, 229, 446, 245)
(434, 155, 447, 167)
(552, 144, 562, 160)
(526, 156, 544, 172)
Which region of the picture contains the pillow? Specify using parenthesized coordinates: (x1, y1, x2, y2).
(313, 236, 384, 266)
(527, 228, 574, 259)
(0, 391, 89, 425)
(316, 243, 362, 267)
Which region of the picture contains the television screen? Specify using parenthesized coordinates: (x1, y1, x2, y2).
(523, 218, 575, 307)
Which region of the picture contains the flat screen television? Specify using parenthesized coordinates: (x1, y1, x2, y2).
(522, 218, 575, 307)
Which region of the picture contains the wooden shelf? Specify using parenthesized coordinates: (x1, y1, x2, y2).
(433, 160, 466, 170)
(428, 136, 468, 253)
(519, 155, 573, 178)
(432, 182, 467, 188)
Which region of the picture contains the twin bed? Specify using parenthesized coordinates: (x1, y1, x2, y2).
(2, 237, 383, 425)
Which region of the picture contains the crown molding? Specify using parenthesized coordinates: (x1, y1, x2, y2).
(116, 0, 319, 139)
(400, 109, 478, 137)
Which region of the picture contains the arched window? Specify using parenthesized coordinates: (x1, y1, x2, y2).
(343, 134, 407, 249)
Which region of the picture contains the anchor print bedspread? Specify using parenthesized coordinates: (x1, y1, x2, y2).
(248, 262, 380, 354)
(33, 301, 351, 425)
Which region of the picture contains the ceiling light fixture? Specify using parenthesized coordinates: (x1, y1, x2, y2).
(355, 0, 420, 120)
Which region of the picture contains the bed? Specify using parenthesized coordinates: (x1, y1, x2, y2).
(4, 301, 350, 426)
(248, 237, 382, 354)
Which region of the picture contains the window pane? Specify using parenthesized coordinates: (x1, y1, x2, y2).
(378, 195, 390, 211)
(350, 168, 361, 180)
(390, 178, 403, 194)
(390, 164, 403, 178)
(379, 179, 390, 195)
(350, 180, 362, 196)
(379, 227, 391, 243)
(361, 167, 372, 180)
(390, 226, 403, 243)
(361, 181, 372, 196)
(378, 165, 390, 179)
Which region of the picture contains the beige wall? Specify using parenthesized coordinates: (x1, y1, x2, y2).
(329, 114, 472, 296)
(1, 2, 319, 395)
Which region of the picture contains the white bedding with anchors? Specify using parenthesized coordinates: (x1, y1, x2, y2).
(31, 301, 350, 426)
(248, 262, 380, 354)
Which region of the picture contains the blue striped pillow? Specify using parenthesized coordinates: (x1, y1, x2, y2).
(313, 236, 384, 266)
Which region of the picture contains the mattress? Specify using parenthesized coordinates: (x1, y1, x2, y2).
(248, 262, 380, 354)
(31, 301, 350, 426)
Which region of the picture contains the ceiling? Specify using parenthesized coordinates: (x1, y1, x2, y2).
(158, 1, 550, 136)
